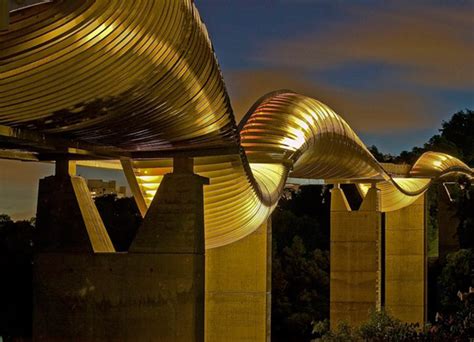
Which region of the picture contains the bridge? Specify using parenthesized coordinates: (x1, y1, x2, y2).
(1, 1, 472, 341)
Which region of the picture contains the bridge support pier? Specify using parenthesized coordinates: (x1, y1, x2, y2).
(330, 184, 382, 329)
(34, 160, 114, 253)
(205, 219, 271, 342)
(330, 183, 428, 329)
(385, 195, 426, 325)
(33, 158, 208, 341)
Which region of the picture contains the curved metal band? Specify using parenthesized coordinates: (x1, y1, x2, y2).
(1, 1, 472, 248)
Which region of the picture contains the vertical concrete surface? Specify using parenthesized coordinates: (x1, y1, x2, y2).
(34, 157, 209, 341)
(35, 173, 114, 253)
(127, 161, 209, 341)
(34, 253, 203, 342)
(330, 185, 381, 329)
(385, 195, 426, 325)
(205, 220, 271, 342)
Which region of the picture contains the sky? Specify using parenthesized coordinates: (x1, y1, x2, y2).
(1, 1, 473, 220)
(197, 0, 473, 152)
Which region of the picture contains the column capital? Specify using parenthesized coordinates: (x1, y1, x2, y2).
(359, 185, 381, 212)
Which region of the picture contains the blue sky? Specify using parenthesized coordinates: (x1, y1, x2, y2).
(197, 0, 473, 153)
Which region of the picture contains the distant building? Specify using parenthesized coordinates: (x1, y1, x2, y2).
(87, 179, 126, 198)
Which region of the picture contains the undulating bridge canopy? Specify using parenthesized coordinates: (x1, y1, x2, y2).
(0, 0, 472, 248)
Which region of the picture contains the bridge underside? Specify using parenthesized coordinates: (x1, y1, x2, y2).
(32, 159, 271, 341)
(1, 1, 473, 340)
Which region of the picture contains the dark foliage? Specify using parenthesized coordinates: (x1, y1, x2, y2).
(427, 291, 474, 342)
(0, 195, 142, 340)
(94, 195, 142, 251)
(274, 186, 331, 252)
(358, 310, 425, 342)
(428, 258, 441, 322)
(370, 109, 473, 166)
(271, 186, 331, 341)
(0, 214, 35, 339)
(275, 109, 473, 340)
(437, 249, 474, 313)
(0, 109, 471, 341)
(368, 145, 396, 163)
(318, 302, 474, 341)
(455, 177, 474, 249)
(431, 110, 474, 166)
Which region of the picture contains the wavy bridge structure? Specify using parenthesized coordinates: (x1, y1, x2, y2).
(0, 1, 472, 341)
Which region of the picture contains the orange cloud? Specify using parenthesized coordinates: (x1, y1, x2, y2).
(226, 68, 439, 133)
(252, 4, 473, 89)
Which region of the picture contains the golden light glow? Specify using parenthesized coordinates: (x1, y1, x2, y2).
(130, 92, 472, 248)
(358, 178, 431, 212)
(2, 1, 473, 249)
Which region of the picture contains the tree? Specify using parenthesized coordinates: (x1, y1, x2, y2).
(0, 215, 35, 339)
(437, 249, 474, 312)
(455, 176, 474, 249)
(369, 145, 387, 162)
(272, 235, 329, 341)
(279, 109, 473, 339)
(432, 110, 474, 165)
(272, 186, 331, 341)
(0, 214, 13, 225)
(368, 145, 395, 163)
(317, 306, 474, 341)
(394, 109, 473, 166)
(94, 195, 142, 251)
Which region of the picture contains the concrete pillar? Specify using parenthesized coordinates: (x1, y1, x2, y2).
(130, 156, 207, 255)
(34, 160, 115, 340)
(127, 157, 208, 341)
(330, 184, 381, 329)
(385, 194, 426, 325)
(35, 160, 113, 253)
(437, 184, 459, 260)
(205, 220, 271, 342)
(34, 157, 209, 341)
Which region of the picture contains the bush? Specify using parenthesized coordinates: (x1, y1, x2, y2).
(358, 310, 424, 341)
(315, 303, 473, 342)
(428, 292, 474, 341)
(437, 249, 474, 312)
(318, 321, 357, 341)
(314, 310, 424, 342)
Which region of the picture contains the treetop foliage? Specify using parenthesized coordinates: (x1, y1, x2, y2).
(369, 109, 473, 166)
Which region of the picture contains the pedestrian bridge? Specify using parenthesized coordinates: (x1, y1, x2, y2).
(0, 1, 472, 341)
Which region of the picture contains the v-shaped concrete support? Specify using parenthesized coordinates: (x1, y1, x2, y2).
(330, 184, 382, 328)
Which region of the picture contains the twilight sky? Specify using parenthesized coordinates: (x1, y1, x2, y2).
(198, 0, 473, 152)
(0, 1, 473, 219)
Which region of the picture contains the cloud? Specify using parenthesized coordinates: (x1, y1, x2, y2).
(226, 68, 440, 134)
(252, 3, 474, 90)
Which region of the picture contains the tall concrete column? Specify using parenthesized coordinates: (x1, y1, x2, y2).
(385, 194, 426, 325)
(330, 184, 381, 329)
(35, 159, 114, 253)
(34, 157, 209, 341)
(128, 156, 209, 342)
(205, 219, 271, 342)
(34, 160, 115, 340)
